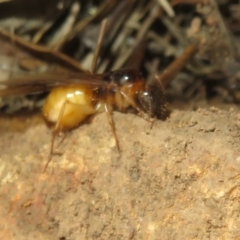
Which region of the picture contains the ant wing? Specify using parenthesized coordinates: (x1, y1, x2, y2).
(0, 71, 107, 97)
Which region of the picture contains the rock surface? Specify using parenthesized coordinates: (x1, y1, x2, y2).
(0, 107, 240, 239)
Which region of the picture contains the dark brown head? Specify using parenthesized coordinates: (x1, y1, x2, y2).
(137, 81, 167, 119)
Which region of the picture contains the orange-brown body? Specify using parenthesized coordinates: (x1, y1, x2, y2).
(42, 70, 147, 133)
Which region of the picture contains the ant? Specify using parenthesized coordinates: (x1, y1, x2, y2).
(0, 20, 166, 169)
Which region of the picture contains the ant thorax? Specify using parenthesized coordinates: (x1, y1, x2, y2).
(97, 68, 146, 111)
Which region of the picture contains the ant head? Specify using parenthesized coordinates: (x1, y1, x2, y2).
(138, 81, 167, 119)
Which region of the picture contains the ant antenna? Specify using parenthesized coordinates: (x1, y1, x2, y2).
(91, 19, 108, 74)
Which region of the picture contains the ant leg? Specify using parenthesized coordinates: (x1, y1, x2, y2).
(104, 103, 120, 152)
(50, 100, 91, 155)
(56, 132, 69, 149)
(150, 119, 155, 129)
(43, 100, 68, 171)
(50, 101, 69, 155)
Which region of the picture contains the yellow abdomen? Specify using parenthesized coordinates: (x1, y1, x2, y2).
(42, 86, 96, 131)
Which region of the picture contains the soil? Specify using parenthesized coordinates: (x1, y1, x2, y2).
(1, 105, 240, 240)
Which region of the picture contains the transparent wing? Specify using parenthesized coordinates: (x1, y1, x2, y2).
(0, 71, 107, 97)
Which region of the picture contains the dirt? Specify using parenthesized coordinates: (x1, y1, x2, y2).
(1, 106, 240, 240)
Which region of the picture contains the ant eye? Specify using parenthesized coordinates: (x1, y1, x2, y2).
(119, 74, 130, 85)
